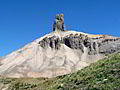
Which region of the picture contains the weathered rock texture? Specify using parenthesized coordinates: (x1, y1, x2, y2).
(0, 31, 120, 78)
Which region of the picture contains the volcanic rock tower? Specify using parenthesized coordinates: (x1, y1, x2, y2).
(0, 14, 120, 78)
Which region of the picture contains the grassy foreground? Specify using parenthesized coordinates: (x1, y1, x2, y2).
(0, 53, 120, 90)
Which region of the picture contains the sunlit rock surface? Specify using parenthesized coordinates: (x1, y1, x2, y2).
(0, 31, 120, 78)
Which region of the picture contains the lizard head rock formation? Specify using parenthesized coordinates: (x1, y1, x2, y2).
(0, 14, 120, 78)
(0, 30, 120, 78)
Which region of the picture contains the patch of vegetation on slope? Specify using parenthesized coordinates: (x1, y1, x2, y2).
(0, 53, 120, 90)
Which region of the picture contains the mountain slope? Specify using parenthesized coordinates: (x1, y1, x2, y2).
(0, 30, 120, 78)
(0, 52, 120, 90)
(45, 53, 120, 90)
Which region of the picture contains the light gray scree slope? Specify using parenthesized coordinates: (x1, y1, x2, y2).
(0, 31, 120, 78)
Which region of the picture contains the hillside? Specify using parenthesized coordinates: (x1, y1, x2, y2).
(0, 30, 120, 78)
(0, 52, 120, 90)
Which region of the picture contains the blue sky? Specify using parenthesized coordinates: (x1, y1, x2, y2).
(0, 0, 120, 56)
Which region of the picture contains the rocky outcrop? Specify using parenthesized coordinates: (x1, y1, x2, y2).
(0, 31, 120, 78)
(39, 32, 120, 55)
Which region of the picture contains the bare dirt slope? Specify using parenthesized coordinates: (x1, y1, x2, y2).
(0, 31, 120, 78)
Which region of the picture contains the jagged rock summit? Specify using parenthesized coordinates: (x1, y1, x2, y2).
(0, 30, 120, 78)
(0, 14, 120, 78)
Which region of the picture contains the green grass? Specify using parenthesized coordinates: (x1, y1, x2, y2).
(0, 53, 120, 90)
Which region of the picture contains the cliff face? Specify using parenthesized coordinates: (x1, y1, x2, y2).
(0, 31, 120, 78)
